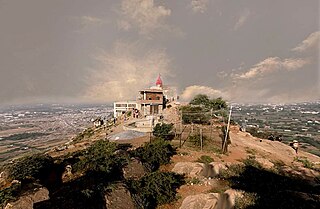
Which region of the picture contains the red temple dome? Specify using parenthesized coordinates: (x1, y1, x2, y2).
(156, 74, 163, 87)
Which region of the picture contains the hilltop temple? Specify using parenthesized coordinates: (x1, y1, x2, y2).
(113, 75, 177, 118)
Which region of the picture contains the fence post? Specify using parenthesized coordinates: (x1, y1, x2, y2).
(200, 128, 203, 151)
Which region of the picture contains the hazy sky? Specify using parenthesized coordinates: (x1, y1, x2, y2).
(0, 0, 319, 105)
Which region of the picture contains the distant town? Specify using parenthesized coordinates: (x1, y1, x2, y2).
(0, 96, 319, 163)
(0, 104, 113, 163)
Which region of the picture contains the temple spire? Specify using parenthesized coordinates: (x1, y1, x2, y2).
(156, 74, 163, 88)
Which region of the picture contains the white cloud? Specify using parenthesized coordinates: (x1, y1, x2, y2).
(235, 57, 310, 79)
(190, 0, 208, 14)
(119, 0, 171, 36)
(80, 16, 103, 26)
(83, 41, 171, 102)
(292, 31, 320, 52)
(180, 85, 224, 102)
(217, 71, 229, 78)
(71, 15, 105, 32)
(234, 9, 251, 30)
(117, 20, 131, 31)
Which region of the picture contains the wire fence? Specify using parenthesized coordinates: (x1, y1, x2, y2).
(161, 108, 232, 152)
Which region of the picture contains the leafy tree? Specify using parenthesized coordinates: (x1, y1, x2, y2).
(189, 94, 227, 111)
(180, 105, 210, 125)
(131, 139, 176, 172)
(209, 97, 227, 110)
(189, 94, 210, 107)
(127, 171, 185, 209)
(152, 123, 174, 140)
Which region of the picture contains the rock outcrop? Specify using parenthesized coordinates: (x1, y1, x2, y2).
(180, 189, 242, 209)
(123, 158, 145, 180)
(105, 183, 135, 209)
(4, 187, 49, 209)
(172, 162, 228, 178)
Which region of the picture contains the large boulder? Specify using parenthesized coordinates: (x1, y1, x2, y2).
(4, 187, 49, 209)
(172, 162, 228, 178)
(206, 163, 228, 178)
(180, 189, 242, 209)
(179, 193, 219, 209)
(122, 158, 145, 180)
(172, 162, 204, 177)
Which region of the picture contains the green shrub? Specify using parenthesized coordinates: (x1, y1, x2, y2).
(131, 139, 176, 172)
(73, 128, 94, 143)
(245, 147, 257, 155)
(234, 192, 257, 209)
(152, 123, 174, 140)
(218, 164, 245, 179)
(294, 157, 314, 169)
(196, 155, 214, 164)
(188, 177, 201, 185)
(188, 134, 207, 148)
(8, 154, 54, 182)
(73, 140, 127, 175)
(209, 184, 230, 194)
(0, 184, 21, 206)
(242, 155, 262, 169)
(127, 171, 185, 209)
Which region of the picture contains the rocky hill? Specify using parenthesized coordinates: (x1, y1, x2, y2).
(0, 105, 319, 209)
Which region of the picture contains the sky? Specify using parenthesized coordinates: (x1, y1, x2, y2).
(0, 0, 319, 105)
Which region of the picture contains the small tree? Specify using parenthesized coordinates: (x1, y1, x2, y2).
(131, 139, 176, 172)
(153, 123, 174, 140)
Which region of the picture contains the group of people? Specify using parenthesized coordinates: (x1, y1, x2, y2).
(267, 134, 282, 142)
(132, 108, 140, 118)
(268, 134, 299, 154)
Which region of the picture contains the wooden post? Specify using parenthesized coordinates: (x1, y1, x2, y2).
(222, 106, 232, 153)
(200, 128, 203, 151)
(149, 132, 152, 143)
(180, 109, 183, 134)
(191, 123, 194, 134)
